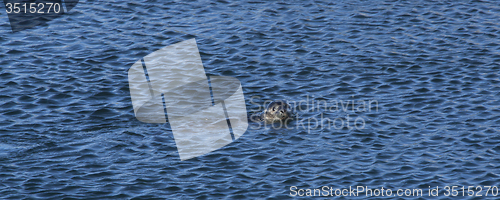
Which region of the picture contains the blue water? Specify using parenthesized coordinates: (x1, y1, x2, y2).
(1, 0, 500, 199)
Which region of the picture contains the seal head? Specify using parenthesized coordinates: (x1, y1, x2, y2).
(251, 100, 294, 123)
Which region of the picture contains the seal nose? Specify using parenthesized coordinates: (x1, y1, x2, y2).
(279, 109, 287, 119)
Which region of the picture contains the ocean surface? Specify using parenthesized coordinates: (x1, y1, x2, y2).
(1, 0, 500, 199)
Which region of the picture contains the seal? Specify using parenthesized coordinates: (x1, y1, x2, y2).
(251, 100, 294, 123)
